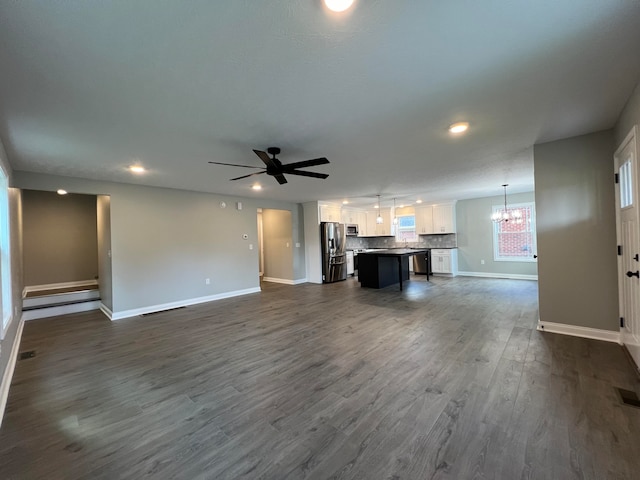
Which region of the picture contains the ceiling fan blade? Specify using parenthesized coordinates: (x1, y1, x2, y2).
(274, 174, 288, 185)
(230, 171, 267, 181)
(285, 170, 329, 179)
(282, 157, 329, 170)
(208, 161, 264, 169)
(253, 149, 278, 169)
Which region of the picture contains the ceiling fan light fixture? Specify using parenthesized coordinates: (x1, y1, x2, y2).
(324, 0, 354, 12)
(449, 121, 469, 134)
(251, 184, 262, 191)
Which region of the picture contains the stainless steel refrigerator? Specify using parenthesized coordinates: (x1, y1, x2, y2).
(320, 222, 347, 283)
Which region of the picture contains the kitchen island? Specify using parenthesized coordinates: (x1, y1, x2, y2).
(357, 248, 429, 291)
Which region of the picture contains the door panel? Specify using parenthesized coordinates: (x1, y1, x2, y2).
(615, 126, 640, 369)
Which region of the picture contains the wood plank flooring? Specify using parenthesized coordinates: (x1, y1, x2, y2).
(1, 275, 639, 479)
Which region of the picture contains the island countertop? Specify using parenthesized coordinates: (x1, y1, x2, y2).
(358, 248, 429, 256)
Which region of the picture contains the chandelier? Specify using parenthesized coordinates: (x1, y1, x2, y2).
(492, 184, 523, 223)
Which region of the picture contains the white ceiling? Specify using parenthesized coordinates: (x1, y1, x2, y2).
(1, 1, 639, 206)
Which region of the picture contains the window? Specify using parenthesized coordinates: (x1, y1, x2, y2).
(492, 202, 536, 262)
(620, 159, 633, 208)
(395, 214, 417, 242)
(0, 164, 11, 337)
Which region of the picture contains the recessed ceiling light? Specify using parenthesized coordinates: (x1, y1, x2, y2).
(416, 199, 423, 204)
(449, 122, 469, 134)
(129, 165, 146, 174)
(251, 184, 262, 191)
(399, 205, 405, 208)
(57, 189, 68, 195)
(342, 200, 349, 205)
(324, 0, 354, 12)
(374, 205, 379, 209)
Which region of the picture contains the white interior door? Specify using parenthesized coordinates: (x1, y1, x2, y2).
(615, 126, 640, 369)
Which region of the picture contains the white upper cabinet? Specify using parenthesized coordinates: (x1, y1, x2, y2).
(341, 208, 367, 235)
(364, 208, 392, 236)
(356, 212, 367, 234)
(432, 204, 456, 233)
(415, 205, 434, 234)
(319, 204, 342, 222)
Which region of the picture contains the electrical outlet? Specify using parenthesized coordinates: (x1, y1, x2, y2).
(286, 242, 290, 247)
(480, 259, 485, 265)
(249, 244, 253, 250)
(295, 242, 301, 248)
(205, 278, 210, 285)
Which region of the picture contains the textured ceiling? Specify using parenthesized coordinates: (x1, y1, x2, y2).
(1, 1, 639, 206)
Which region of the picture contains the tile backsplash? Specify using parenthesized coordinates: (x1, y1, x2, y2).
(346, 233, 457, 249)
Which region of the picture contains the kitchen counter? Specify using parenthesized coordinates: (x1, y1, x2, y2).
(358, 248, 429, 290)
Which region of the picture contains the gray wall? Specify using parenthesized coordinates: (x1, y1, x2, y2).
(615, 79, 640, 146)
(262, 209, 294, 281)
(14, 172, 306, 315)
(0, 138, 23, 409)
(534, 130, 618, 331)
(456, 192, 538, 277)
(22, 190, 98, 286)
(96, 195, 113, 311)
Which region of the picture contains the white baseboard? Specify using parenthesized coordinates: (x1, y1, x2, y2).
(458, 271, 538, 281)
(22, 300, 101, 321)
(24, 279, 98, 294)
(537, 320, 621, 344)
(0, 316, 25, 429)
(100, 303, 113, 320)
(262, 277, 307, 285)
(110, 287, 261, 321)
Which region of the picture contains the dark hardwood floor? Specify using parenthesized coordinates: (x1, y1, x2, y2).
(1, 276, 639, 479)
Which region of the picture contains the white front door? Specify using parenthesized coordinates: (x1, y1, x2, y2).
(615, 126, 640, 369)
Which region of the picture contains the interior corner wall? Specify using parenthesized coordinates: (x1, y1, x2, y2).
(96, 195, 113, 311)
(22, 190, 98, 287)
(533, 130, 618, 331)
(456, 192, 538, 276)
(262, 209, 294, 281)
(291, 203, 306, 280)
(303, 202, 322, 284)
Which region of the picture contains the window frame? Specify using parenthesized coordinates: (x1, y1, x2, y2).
(395, 214, 417, 242)
(492, 201, 537, 263)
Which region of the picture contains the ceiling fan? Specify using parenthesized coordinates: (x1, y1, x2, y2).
(208, 147, 330, 185)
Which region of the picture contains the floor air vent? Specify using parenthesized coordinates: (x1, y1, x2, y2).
(616, 388, 640, 408)
(19, 351, 36, 360)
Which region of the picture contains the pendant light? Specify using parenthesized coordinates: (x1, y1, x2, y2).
(491, 184, 523, 223)
(376, 195, 383, 224)
(392, 198, 398, 225)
